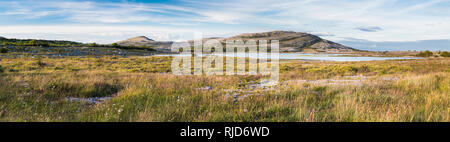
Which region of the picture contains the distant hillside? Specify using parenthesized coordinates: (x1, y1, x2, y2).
(115, 36, 173, 51)
(117, 31, 357, 52)
(0, 37, 83, 47)
(340, 38, 450, 51)
(0, 36, 157, 52)
(221, 31, 356, 52)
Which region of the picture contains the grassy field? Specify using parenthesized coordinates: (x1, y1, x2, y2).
(0, 53, 449, 122)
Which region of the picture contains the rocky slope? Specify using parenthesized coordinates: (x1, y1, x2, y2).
(116, 31, 357, 52)
(222, 31, 355, 52)
(115, 36, 173, 51)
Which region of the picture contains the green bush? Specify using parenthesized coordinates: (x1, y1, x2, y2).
(0, 48, 8, 53)
(417, 50, 433, 57)
(440, 51, 450, 57)
(0, 65, 4, 73)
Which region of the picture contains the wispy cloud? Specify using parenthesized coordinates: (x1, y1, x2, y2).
(356, 26, 383, 32)
(0, 0, 450, 44)
(0, 25, 199, 43)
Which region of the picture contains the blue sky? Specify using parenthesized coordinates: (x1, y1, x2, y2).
(0, 0, 450, 50)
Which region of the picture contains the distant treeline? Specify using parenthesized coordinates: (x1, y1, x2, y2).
(0, 38, 83, 47)
(0, 38, 156, 51)
(416, 50, 450, 57)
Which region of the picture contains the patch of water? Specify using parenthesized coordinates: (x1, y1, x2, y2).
(155, 53, 423, 61)
(65, 96, 113, 104)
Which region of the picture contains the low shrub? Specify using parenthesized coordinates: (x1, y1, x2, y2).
(416, 50, 433, 57)
(440, 51, 450, 57)
(0, 48, 8, 53)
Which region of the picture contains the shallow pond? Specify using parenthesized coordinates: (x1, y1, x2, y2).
(155, 53, 423, 61)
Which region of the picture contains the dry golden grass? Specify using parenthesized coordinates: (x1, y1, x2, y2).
(0, 56, 448, 122)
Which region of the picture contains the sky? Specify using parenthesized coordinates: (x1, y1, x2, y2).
(0, 0, 450, 51)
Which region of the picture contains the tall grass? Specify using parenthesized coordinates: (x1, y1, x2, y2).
(0, 56, 448, 121)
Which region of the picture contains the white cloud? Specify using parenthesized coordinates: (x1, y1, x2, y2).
(0, 0, 450, 43)
(0, 25, 200, 43)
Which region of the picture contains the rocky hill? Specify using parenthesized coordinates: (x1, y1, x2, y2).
(116, 31, 357, 52)
(222, 31, 355, 52)
(115, 36, 173, 51)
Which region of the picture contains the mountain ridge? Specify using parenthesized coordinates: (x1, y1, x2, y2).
(115, 31, 357, 52)
(115, 36, 173, 50)
(214, 31, 355, 52)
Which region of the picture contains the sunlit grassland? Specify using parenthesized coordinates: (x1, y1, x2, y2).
(0, 55, 449, 122)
